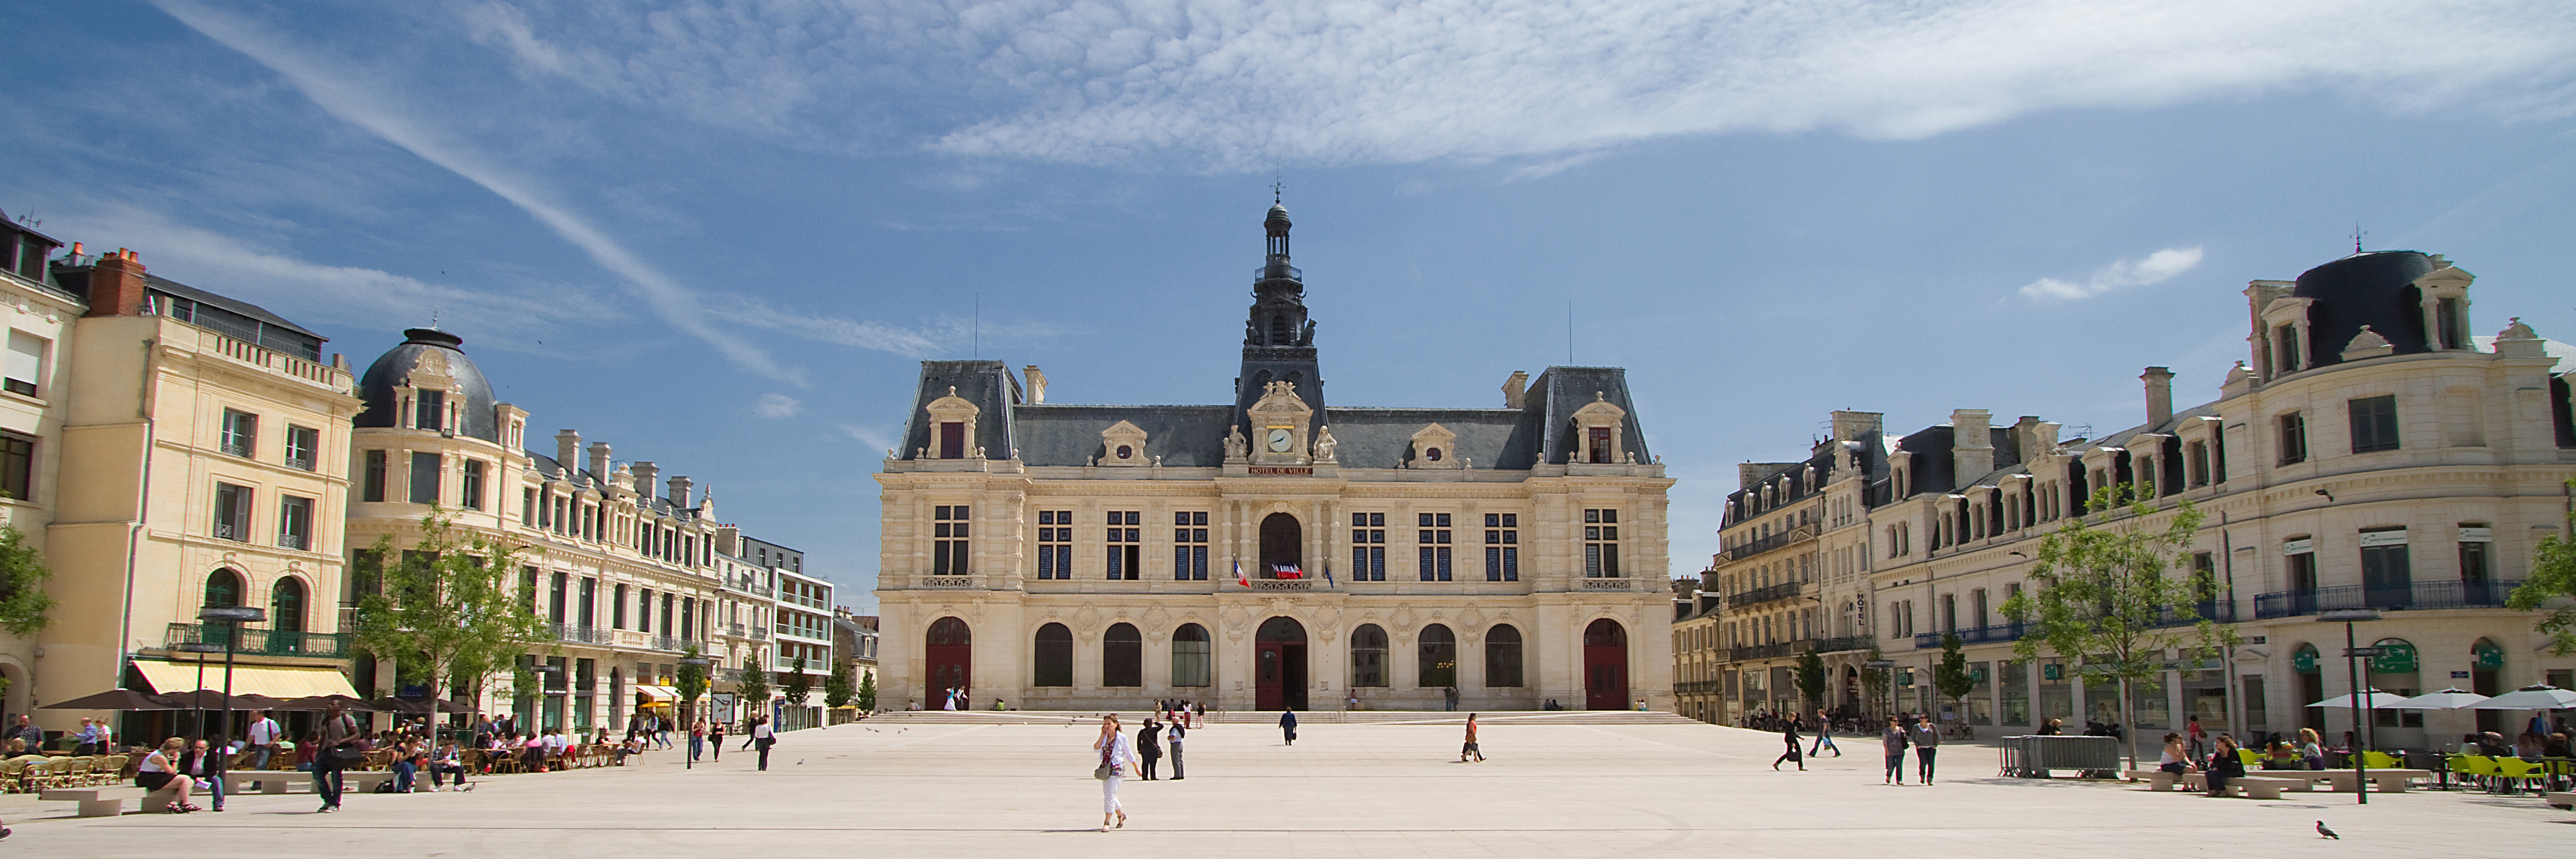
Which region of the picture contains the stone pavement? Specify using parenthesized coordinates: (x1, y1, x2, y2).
(4, 714, 2567, 858)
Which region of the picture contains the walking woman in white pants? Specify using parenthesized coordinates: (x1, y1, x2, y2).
(1093, 714, 1140, 831)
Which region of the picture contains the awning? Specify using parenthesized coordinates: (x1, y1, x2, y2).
(633, 685, 678, 703)
(133, 660, 359, 700)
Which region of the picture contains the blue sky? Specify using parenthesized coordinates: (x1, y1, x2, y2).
(6, 1, 2575, 609)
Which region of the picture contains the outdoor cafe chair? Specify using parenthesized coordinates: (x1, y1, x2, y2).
(2450, 755, 2499, 791)
(98, 755, 129, 784)
(2237, 749, 2265, 769)
(60, 756, 95, 787)
(2493, 757, 2543, 795)
(0, 758, 26, 793)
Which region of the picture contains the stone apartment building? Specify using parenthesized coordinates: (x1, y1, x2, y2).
(0, 214, 75, 724)
(875, 201, 1676, 712)
(1694, 249, 2576, 749)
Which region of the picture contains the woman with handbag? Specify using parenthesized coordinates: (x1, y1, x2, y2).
(1092, 714, 1138, 831)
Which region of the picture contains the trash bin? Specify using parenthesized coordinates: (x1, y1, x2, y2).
(1999, 735, 2119, 777)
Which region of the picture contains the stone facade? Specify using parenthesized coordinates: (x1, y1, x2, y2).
(874, 203, 1676, 712)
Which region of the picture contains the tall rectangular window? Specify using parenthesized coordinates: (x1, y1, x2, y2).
(932, 505, 970, 576)
(1350, 512, 1386, 581)
(2359, 528, 2411, 605)
(1589, 426, 1613, 463)
(660, 592, 675, 637)
(461, 459, 486, 510)
(409, 451, 441, 504)
(1105, 511, 1140, 580)
(2348, 395, 2400, 453)
(361, 450, 389, 502)
(1173, 511, 1208, 581)
(1416, 513, 1452, 581)
(277, 494, 313, 550)
(2277, 412, 2308, 465)
(1484, 513, 1519, 581)
(1036, 510, 1073, 580)
(612, 583, 629, 629)
(220, 409, 257, 458)
(414, 389, 446, 431)
(213, 482, 252, 542)
(549, 572, 568, 624)
(2458, 525, 2493, 584)
(2187, 440, 2210, 487)
(1584, 508, 1621, 577)
(4, 331, 46, 397)
(579, 577, 597, 629)
(521, 487, 536, 524)
(938, 422, 965, 459)
(0, 433, 32, 503)
(282, 425, 319, 471)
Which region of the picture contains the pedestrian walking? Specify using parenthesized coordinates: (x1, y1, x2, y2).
(1911, 716, 1941, 784)
(2186, 714, 2207, 760)
(1093, 714, 1139, 831)
(1137, 718, 1164, 779)
(1773, 719, 1805, 771)
(689, 718, 707, 762)
(1460, 713, 1485, 762)
(751, 717, 777, 771)
(1166, 719, 1185, 780)
(1881, 716, 1909, 785)
(710, 719, 725, 761)
(1279, 707, 1297, 746)
(314, 699, 358, 812)
(1809, 708, 1841, 756)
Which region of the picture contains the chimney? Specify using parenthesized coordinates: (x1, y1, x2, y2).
(1829, 410, 1882, 442)
(668, 476, 693, 510)
(1023, 365, 1047, 404)
(1951, 409, 1994, 483)
(1502, 370, 1530, 409)
(2141, 367, 2175, 427)
(587, 441, 613, 483)
(83, 248, 149, 317)
(555, 430, 581, 473)
(632, 461, 659, 499)
(2011, 415, 2043, 461)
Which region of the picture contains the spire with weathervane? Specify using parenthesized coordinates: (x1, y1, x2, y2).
(1235, 185, 1326, 442)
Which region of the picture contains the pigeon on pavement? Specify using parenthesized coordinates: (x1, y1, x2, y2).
(2316, 821, 2339, 840)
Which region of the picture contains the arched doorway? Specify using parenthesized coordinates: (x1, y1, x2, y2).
(1260, 513, 1302, 577)
(1171, 624, 1211, 688)
(1032, 623, 1073, 687)
(2471, 638, 2505, 733)
(1103, 623, 1143, 687)
(2292, 643, 2324, 734)
(204, 568, 243, 648)
(925, 616, 971, 709)
(1256, 616, 1307, 710)
(1584, 618, 1628, 710)
(272, 577, 308, 654)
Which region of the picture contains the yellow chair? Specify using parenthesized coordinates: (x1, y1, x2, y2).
(2360, 751, 2403, 771)
(2451, 755, 2499, 791)
(2493, 757, 2543, 794)
(0, 758, 26, 793)
(2238, 749, 2264, 768)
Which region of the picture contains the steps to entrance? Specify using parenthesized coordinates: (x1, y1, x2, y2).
(861, 709, 1701, 727)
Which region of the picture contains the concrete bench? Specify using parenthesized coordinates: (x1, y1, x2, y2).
(41, 786, 146, 817)
(2125, 769, 2184, 791)
(337, 771, 401, 793)
(230, 773, 304, 794)
(2546, 791, 2572, 810)
(2311, 769, 2430, 793)
(2176, 773, 2299, 799)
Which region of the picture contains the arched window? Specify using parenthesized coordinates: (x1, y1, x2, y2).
(204, 568, 243, 607)
(1259, 513, 1301, 576)
(272, 576, 308, 634)
(1484, 624, 1524, 687)
(1103, 622, 1142, 687)
(1418, 624, 1456, 688)
(1171, 623, 1210, 687)
(1033, 622, 1073, 687)
(1350, 624, 1388, 687)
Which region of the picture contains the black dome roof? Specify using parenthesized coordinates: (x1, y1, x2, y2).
(356, 328, 499, 442)
(2291, 251, 2437, 367)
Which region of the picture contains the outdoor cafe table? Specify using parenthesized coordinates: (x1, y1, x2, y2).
(2300, 768, 2432, 793)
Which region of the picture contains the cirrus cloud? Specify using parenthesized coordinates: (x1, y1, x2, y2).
(2018, 247, 2205, 302)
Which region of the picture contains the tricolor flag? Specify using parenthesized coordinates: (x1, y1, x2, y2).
(1234, 560, 1249, 588)
(1323, 562, 1335, 589)
(1273, 564, 1303, 579)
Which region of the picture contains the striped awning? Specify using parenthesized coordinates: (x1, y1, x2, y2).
(633, 685, 678, 703)
(133, 660, 359, 699)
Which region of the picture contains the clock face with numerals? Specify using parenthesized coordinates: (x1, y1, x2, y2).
(1265, 428, 1294, 453)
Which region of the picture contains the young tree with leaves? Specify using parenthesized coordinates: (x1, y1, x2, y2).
(675, 646, 709, 726)
(856, 668, 877, 713)
(735, 662, 771, 728)
(349, 510, 553, 743)
(824, 659, 855, 710)
(1794, 650, 1828, 714)
(2506, 480, 2576, 655)
(1933, 632, 1976, 728)
(783, 656, 812, 707)
(0, 522, 58, 636)
(1860, 646, 1890, 718)
(2002, 487, 2239, 771)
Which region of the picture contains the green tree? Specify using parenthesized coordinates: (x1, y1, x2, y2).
(856, 668, 878, 712)
(675, 646, 709, 725)
(349, 509, 552, 741)
(2003, 486, 2239, 771)
(1933, 632, 1976, 723)
(1859, 646, 1889, 716)
(824, 659, 855, 710)
(1793, 649, 1827, 712)
(783, 656, 812, 709)
(735, 662, 771, 726)
(0, 521, 58, 636)
(2506, 479, 2576, 654)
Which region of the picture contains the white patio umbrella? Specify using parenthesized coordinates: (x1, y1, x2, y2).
(2307, 689, 2413, 709)
(2466, 685, 2576, 710)
(2387, 687, 2489, 710)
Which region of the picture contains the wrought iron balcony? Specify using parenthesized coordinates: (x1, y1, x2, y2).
(1728, 581, 1804, 607)
(649, 635, 708, 653)
(1811, 634, 1874, 654)
(551, 622, 613, 645)
(1675, 680, 1723, 695)
(2254, 579, 2523, 619)
(1727, 641, 1803, 661)
(1723, 524, 1815, 562)
(1913, 623, 2029, 650)
(163, 622, 352, 659)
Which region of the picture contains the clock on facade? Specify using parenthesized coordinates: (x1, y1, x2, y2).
(1266, 428, 1293, 453)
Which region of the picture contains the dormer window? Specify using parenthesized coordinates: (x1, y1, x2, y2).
(415, 389, 446, 432)
(1571, 393, 1628, 465)
(2274, 325, 2302, 374)
(922, 386, 980, 460)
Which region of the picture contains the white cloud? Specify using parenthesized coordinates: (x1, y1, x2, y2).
(837, 424, 896, 452)
(446, 1, 2576, 170)
(753, 393, 804, 419)
(2018, 247, 2205, 302)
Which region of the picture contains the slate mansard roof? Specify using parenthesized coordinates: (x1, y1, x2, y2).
(895, 360, 1650, 470)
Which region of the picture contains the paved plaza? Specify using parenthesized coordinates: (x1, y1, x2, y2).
(5, 715, 2567, 858)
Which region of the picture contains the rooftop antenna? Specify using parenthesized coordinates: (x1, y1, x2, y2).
(1567, 299, 1575, 365)
(429, 305, 441, 329)
(972, 291, 981, 359)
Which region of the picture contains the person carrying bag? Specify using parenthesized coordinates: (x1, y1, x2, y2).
(313, 700, 359, 813)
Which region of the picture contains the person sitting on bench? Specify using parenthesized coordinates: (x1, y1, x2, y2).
(2204, 734, 2246, 796)
(136, 738, 202, 813)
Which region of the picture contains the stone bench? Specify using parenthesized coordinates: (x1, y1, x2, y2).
(2546, 791, 2572, 810)
(338, 771, 401, 793)
(230, 773, 304, 794)
(41, 786, 147, 817)
(2176, 773, 2301, 799)
(2306, 769, 2430, 793)
(2125, 769, 2184, 791)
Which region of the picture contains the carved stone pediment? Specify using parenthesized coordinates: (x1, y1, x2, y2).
(1100, 420, 1149, 466)
(1247, 381, 1314, 465)
(1407, 423, 1460, 469)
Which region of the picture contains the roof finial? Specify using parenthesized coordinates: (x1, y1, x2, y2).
(1272, 172, 1284, 205)
(429, 304, 441, 330)
(2352, 222, 2366, 254)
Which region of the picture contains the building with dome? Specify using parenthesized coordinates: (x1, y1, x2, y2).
(1691, 249, 2576, 752)
(872, 201, 1678, 712)
(345, 327, 820, 731)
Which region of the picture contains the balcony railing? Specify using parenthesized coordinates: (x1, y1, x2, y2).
(1724, 526, 1814, 562)
(164, 622, 352, 659)
(1728, 582, 1803, 607)
(1811, 634, 1874, 654)
(551, 623, 613, 645)
(1913, 623, 2029, 650)
(750, 628, 769, 640)
(278, 532, 310, 551)
(649, 635, 707, 653)
(1676, 680, 1723, 695)
(727, 622, 747, 638)
(1728, 641, 1802, 661)
(714, 668, 744, 683)
(2254, 579, 2523, 619)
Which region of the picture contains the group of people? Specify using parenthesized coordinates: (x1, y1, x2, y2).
(1761, 711, 1938, 781)
(1155, 699, 1203, 728)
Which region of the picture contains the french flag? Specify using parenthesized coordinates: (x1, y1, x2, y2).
(1272, 564, 1303, 580)
(1234, 561, 1249, 588)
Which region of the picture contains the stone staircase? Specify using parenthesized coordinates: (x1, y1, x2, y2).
(859, 709, 1702, 727)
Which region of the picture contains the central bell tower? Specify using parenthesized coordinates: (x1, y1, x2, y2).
(1235, 196, 1325, 444)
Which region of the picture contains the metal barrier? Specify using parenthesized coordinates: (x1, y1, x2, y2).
(1998, 735, 2120, 777)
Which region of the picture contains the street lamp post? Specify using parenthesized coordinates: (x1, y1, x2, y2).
(198, 605, 266, 752)
(678, 655, 711, 770)
(174, 641, 222, 742)
(2318, 608, 2382, 806)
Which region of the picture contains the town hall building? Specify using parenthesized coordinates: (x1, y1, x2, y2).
(872, 201, 1676, 712)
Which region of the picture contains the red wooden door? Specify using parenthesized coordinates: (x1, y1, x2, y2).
(924, 616, 971, 708)
(1584, 618, 1628, 710)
